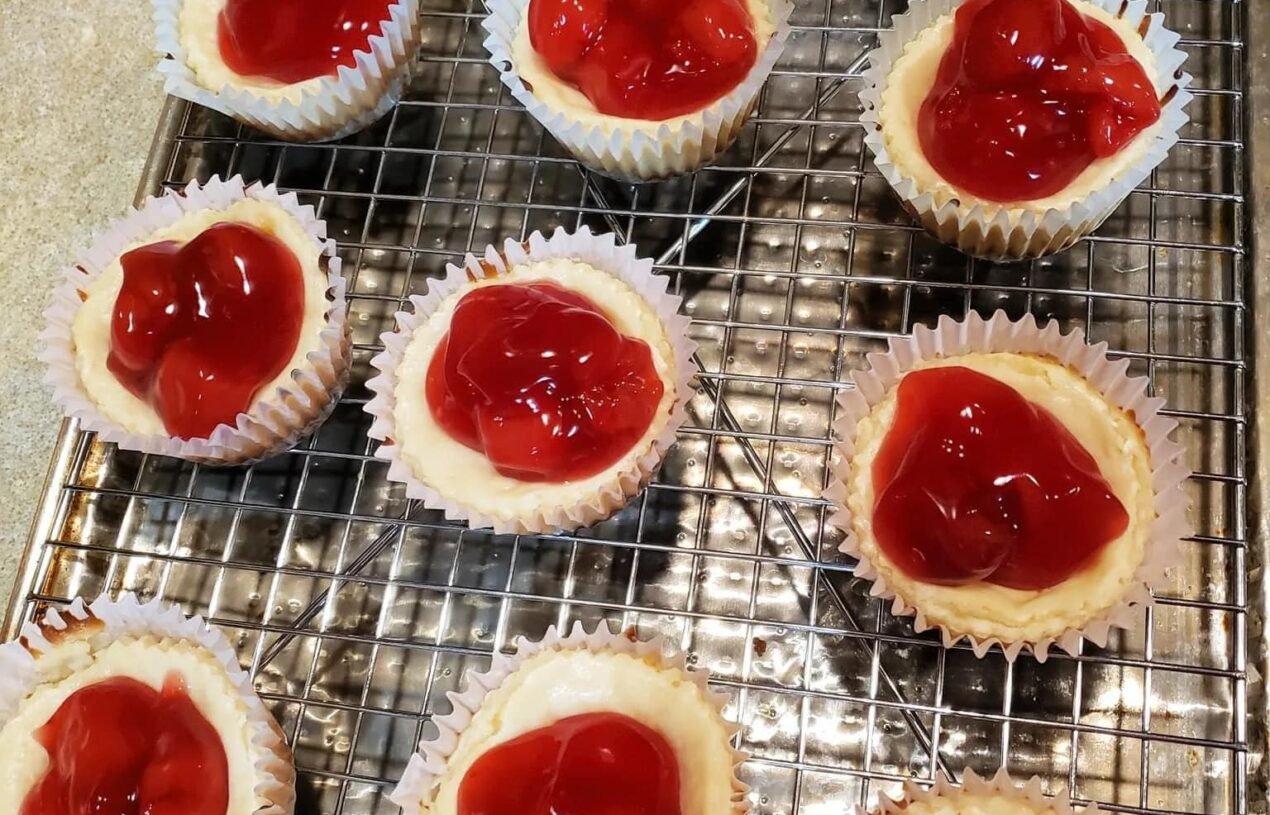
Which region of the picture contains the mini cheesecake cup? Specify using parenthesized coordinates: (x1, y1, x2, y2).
(825, 311, 1190, 661)
(865, 769, 1101, 815)
(40, 175, 351, 466)
(482, 0, 793, 180)
(0, 593, 294, 815)
(859, 0, 1193, 260)
(390, 622, 749, 815)
(152, 0, 422, 141)
(364, 226, 697, 534)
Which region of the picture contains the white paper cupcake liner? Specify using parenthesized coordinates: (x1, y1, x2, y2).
(364, 225, 698, 534)
(390, 622, 748, 814)
(825, 310, 1191, 661)
(863, 768, 1100, 815)
(859, 0, 1193, 260)
(153, 0, 421, 142)
(482, 0, 793, 180)
(39, 175, 351, 466)
(0, 593, 294, 815)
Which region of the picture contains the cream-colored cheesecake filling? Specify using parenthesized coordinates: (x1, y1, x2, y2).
(0, 638, 261, 815)
(393, 258, 677, 525)
(900, 790, 1067, 815)
(847, 353, 1155, 643)
(879, 0, 1164, 218)
(423, 650, 735, 815)
(71, 198, 331, 438)
(179, 0, 325, 103)
(508, 0, 777, 134)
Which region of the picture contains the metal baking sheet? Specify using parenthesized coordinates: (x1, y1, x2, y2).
(6, 0, 1261, 812)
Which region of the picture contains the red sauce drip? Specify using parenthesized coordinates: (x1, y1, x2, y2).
(457, 712, 682, 815)
(527, 0, 759, 120)
(426, 282, 664, 482)
(917, 0, 1162, 203)
(217, 0, 394, 84)
(108, 222, 305, 441)
(20, 675, 229, 815)
(871, 366, 1129, 590)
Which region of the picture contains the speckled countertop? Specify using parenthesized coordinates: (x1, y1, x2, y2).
(0, 2, 165, 604)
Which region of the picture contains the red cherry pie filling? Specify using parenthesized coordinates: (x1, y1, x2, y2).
(217, 0, 396, 84)
(526, 0, 760, 120)
(917, 0, 1162, 202)
(426, 282, 664, 482)
(20, 675, 229, 815)
(871, 365, 1129, 590)
(457, 713, 681, 815)
(108, 222, 305, 440)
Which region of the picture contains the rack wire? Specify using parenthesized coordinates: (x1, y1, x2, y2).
(5, 0, 1257, 812)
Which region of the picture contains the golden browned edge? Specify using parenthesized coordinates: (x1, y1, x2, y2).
(264, 712, 298, 770)
(17, 608, 105, 656)
(464, 247, 524, 283)
(11, 604, 299, 795)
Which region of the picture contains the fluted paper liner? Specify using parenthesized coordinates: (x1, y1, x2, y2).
(40, 175, 351, 465)
(482, 0, 793, 179)
(863, 768, 1101, 815)
(365, 226, 698, 534)
(152, 0, 421, 141)
(390, 622, 748, 814)
(859, 0, 1193, 260)
(825, 311, 1191, 661)
(0, 593, 294, 814)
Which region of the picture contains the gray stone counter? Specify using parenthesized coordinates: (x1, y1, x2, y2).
(0, 1, 165, 609)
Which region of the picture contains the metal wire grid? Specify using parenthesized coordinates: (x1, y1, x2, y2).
(4, 0, 1252, 813)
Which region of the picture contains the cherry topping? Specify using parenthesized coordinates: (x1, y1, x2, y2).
(528, 0, 759, 120)
(871, 366, 1130, 590)
(457, 713, 682, 815)
(917, 0, 1162, 203)
(108, 222, 305, 440)
(426, 282, 664, 482)
(20, 674, 229, 815)
(218, 0, 394, 84)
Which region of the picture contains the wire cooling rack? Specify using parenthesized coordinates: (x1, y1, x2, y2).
(6, 0, 1262, 812)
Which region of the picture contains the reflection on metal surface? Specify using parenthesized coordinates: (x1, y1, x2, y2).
(5, 0, 1257, 812)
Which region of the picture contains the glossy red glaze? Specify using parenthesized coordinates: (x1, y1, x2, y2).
(426, 282, 664, 482)
(871, 366, 1130, 590)
(917, 0, 1162, 203)
(457, 712, 682, 815)
(108, 222, 305, 440)
(218, 0, 393, 84)
(21, 675, 228, 815)
(527, 0, 759, 120)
